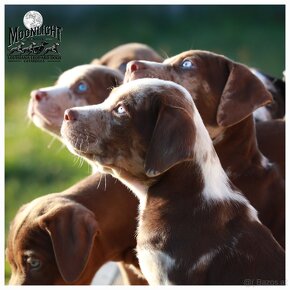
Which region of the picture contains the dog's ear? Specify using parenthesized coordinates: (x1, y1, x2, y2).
(145, 104, 195, 177)
(216, 62, 273, 127)
(106, 70, 123, 88)
(90, 58, 101, 65)
(38, 203, 100, 283)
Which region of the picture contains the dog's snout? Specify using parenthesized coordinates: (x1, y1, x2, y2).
(64, 109, 78, 121)
(32, 90, 47, 102)
(128, 61, 146, 72)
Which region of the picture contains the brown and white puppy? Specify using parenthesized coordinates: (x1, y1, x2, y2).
(61, 79, 285, 285)
(250, 68, 285, 121)
(6, 173, 147, 285)
(26, 65, 147, 284)
(124, 50, 285, 247)
(28, 64, 123, 137)
(91, 42, 163, 74)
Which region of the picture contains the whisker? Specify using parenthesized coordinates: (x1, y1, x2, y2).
(97, 172, 103, 189)
(104, 174, 107, 191)
(56, 143, 66, 153)
(47, 137, 57, 149)
(87, 162, 91, 174)
(78, 157, 84, 168)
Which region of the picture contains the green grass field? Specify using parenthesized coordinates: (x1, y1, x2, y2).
(5, 5, 285, 283)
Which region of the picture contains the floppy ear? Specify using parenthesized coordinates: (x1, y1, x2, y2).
(145, 104, 196, 177)
(106, 70, 123, 88)
(216, 62, 273, 127)
(38, 203, 100, 283)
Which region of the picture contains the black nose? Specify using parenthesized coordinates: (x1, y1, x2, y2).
(64, 109, 78, 121)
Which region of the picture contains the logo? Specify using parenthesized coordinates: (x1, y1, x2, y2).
(7, 11, 63, 63)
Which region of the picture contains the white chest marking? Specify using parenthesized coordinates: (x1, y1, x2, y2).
(137, 248, 175, 285)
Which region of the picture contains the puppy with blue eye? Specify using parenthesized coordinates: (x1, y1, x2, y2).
(124, 50, 285, 248)
(61, 78, 285, 285)
(28, 64, 123, 137)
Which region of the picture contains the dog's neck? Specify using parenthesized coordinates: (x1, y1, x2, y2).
(212, 116, 267, 177)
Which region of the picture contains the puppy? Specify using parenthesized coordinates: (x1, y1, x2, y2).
(26, 64, 147, 284)
(124, 50, 285, 247)
(6, 173, 147, 285)
(91, 42, 163, 74)
(61, 79, 285, 285)
(28, 64, 123, 137)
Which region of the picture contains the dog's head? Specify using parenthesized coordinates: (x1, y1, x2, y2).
(124, 50, 273, 132)
(61, 79, 196, 180)
(6, 195, 100, 285)
(28, 64, 123, 137)
(91, 43, 163, 74)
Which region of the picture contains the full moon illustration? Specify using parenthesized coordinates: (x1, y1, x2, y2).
(23, 11, 43, 30)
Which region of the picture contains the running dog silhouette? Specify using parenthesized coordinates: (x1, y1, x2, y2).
(44, 43, 60, 55)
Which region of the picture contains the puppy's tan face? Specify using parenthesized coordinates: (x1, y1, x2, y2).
(6, 199, 63, 285)
(61, 78, 195, 179)
(124, 50, 272, 131)
(6, 196, 100, 285)
(28, 64, 122, 137)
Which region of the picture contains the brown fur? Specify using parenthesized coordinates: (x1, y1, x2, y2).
(124, 50, 285, 247)
(256, 119, 285, 178)
(6, 173, 147, 285)
(91, 43, 163, 74)
(61, 79, 285, 285)
(26, 64, 147, 285)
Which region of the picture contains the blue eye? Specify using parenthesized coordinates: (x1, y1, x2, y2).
(181, 60, 194, 69)
(27, 257, 41, 270)
(77, 81, 88, 93)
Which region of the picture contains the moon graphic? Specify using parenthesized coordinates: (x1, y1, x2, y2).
(23, 11, 43, 30)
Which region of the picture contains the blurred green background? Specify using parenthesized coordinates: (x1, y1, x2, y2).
(5, 5, 285, 282)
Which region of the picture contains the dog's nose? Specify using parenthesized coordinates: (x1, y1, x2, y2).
(64, 109, 78, 121)
(31, 90, 47, 102)
(128, 61, 147, 72)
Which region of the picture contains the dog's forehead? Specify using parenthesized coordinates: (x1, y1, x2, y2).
(10, 195, 64, 242)
(57, 64, 104, 86)
(164, 50, 213, 65)
(109, 78, 193, 106)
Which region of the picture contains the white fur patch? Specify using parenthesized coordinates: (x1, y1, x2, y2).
(253, 106, 272, 122)
(137, 248, 175, 285)
(191, 102, 260, 222)
(189, 248, 219, 273)
(260, 154, 271, 169)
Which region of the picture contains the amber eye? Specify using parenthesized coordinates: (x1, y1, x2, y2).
(76, 81, 88, 93)
(181, 60, 194, 69)
(27, 257, 41, 270)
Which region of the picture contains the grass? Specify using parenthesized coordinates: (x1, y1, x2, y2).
(4, 5, 285, 283)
